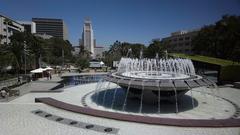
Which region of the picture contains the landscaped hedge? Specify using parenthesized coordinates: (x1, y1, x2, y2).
(170, 53, 240, 83)
(220, 65, 240, 82)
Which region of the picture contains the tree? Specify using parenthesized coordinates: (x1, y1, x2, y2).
(43, 38, 73, 65)
(192, 15, 240, 61)
(103, 40, 147, 67)
(75, 57, 90, 70)
(7, 32, 27, 73)
(144, 40, 166, 58)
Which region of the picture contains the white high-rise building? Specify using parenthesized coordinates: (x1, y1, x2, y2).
(0, 14, 24, 44)
(81, 18, 94, 57)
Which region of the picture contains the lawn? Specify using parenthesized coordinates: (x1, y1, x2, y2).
(170, 53, 240, 67)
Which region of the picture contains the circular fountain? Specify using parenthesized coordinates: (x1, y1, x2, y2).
(104, 57, 214, 103)
(35, 54, 240, 127)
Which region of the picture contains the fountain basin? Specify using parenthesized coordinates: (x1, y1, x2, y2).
(105, 72, 214, 101)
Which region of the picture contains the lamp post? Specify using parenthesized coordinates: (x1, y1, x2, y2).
(24, 41, 27, 75)
(62, 49, 64, 70)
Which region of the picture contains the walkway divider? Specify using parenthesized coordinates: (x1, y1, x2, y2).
(35, 97, 240, 127)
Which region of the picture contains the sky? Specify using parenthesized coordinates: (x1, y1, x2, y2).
(0, 0, 240, 47)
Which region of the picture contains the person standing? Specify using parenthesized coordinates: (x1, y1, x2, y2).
(49, 71, 52, 80)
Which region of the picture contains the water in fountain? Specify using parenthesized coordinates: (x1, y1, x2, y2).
(122, 79, 132, 111)
(111, 79, 122, 109)
(91, 54, 220, 115)
(94, 79, 102, 103)
(95, 79, 106, 105)
(173, 83, 179, 113)
(102, 80, 112, 106)
(139, 80, 145, 113)
(157, 80, 161, 114)
(117, 58, 196, 79)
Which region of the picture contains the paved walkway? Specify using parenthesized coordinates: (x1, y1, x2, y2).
(61, 72, 108, 77)
(1, 83, 240, 135)
(0, 74, 63, 102)
(0, 72, 107, 102)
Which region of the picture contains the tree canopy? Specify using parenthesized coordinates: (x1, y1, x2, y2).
(103, 40, 166, 67)
(192, 15, 240, 62)
(0, 32, 73, 75)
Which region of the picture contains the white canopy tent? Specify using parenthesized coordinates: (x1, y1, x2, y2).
(44, 67, 53, 70)
(100, 61, 104, 65)
(30, 68, 47, 73)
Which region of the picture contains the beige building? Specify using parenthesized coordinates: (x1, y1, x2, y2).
(94, 46, 107, 59)
(162, 29, 199, 54)
(0, 14, 24, 44)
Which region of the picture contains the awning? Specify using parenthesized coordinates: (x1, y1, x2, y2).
(44, 67, 53, 70)
(30, 68, 47, 73)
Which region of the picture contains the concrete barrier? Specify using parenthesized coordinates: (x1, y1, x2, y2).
(234, 82, 240, 89)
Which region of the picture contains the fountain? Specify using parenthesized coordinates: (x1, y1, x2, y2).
(32, 50, 240, 127)
(34, 50, 240, 128)
(103, 57, 215, 103)
(88, 49, 224, 115)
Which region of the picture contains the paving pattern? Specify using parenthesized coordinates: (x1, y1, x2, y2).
(32, 109, 119, 134)
(35, 97, 240, 127)
(1, 82, 240, 135)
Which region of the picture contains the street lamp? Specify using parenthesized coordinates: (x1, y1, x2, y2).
(24, 41, 27, 75)
(62, 49, 64, 69)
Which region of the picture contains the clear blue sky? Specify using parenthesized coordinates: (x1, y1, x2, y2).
(0, 0, 240, 47)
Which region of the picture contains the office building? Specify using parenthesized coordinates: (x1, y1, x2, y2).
(0, 14, 24, 44)
(17, 21, 36, 34)
(81, 18, 94, 57)
(161, 29, 199, 54)
(94, 46, 107, 59)
(32, 18, 68, 40)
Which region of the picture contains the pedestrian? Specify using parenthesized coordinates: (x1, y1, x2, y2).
(17, 76, 21, 84)
(49, 72, 52, 80)
(47, 72, 49, 80)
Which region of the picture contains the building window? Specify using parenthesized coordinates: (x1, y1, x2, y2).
(173, 38, 177, 42)
(185, 43, 190, 46)
(179, 38, 183, 41)
(178, 43, 183, 46)
(185, 37, 190, 40)
(3, 28, 6, 31)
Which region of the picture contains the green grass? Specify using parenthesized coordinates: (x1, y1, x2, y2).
(170, 53, 240, 67)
